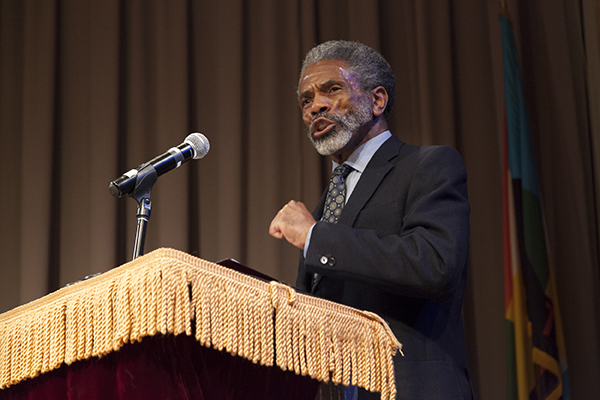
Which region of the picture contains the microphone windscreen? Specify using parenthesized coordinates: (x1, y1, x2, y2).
(185, 133, 210, 159)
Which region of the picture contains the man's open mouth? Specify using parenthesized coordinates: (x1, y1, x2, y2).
(311, 117, 336, 138)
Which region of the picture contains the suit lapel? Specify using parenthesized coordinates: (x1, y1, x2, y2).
(338, 135, 403, 227)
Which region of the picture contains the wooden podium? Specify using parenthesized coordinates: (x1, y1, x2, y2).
(0, 249, 402, 400)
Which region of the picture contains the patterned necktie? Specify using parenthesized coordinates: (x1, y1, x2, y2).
(322, 164, 352, 223)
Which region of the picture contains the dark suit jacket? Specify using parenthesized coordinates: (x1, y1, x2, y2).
(296, 135, 473, 399)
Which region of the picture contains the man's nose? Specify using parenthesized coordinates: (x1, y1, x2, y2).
(311, 93, 330, 116)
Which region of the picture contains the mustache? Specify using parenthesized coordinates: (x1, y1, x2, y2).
(311, 111, 340, 125)
(309, 112, 342, 137)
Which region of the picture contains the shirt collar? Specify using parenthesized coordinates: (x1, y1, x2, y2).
(332, 130, 392, 173)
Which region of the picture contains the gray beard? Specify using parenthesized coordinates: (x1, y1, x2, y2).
(307, 97, 372, 156)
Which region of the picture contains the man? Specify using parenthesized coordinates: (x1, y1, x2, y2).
(269, 40, 473, 399)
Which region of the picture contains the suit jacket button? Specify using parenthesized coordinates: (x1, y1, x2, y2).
(328, 257, 336, 266)
(320, 256, 328, 265)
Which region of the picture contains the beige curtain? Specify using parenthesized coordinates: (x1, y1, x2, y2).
(1, 0, 598, 398)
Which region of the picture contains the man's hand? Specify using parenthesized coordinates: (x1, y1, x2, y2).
(269, 200, 316, 250)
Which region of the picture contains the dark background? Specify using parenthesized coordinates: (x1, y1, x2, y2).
(1, 1, 599, 398)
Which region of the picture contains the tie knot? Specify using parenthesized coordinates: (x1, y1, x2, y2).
(334, 164, 352, 179)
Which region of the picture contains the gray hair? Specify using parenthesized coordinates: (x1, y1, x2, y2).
(299, 40, 396, 118)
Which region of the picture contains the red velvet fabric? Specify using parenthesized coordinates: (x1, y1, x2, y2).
(1, 334, 320, 400)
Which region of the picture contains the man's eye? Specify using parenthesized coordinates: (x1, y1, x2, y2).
(329, 86, 341, 93)
(302, 98, 312, 107)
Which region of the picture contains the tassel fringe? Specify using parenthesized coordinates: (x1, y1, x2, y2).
(0, 248, 401, 400)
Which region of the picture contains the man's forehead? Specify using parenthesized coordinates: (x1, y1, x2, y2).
(299, 59, 359, 92)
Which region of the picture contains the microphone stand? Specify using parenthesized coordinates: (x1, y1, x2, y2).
(129, 163, 158, 260)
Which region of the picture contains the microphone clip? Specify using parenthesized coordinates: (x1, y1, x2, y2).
(130, 162, 158, 203)
(130, 163, 158, 260)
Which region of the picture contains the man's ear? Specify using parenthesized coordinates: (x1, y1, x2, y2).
(371, 86, 388, 117)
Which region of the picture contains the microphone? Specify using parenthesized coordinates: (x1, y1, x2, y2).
(109, 132, 209, 198)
